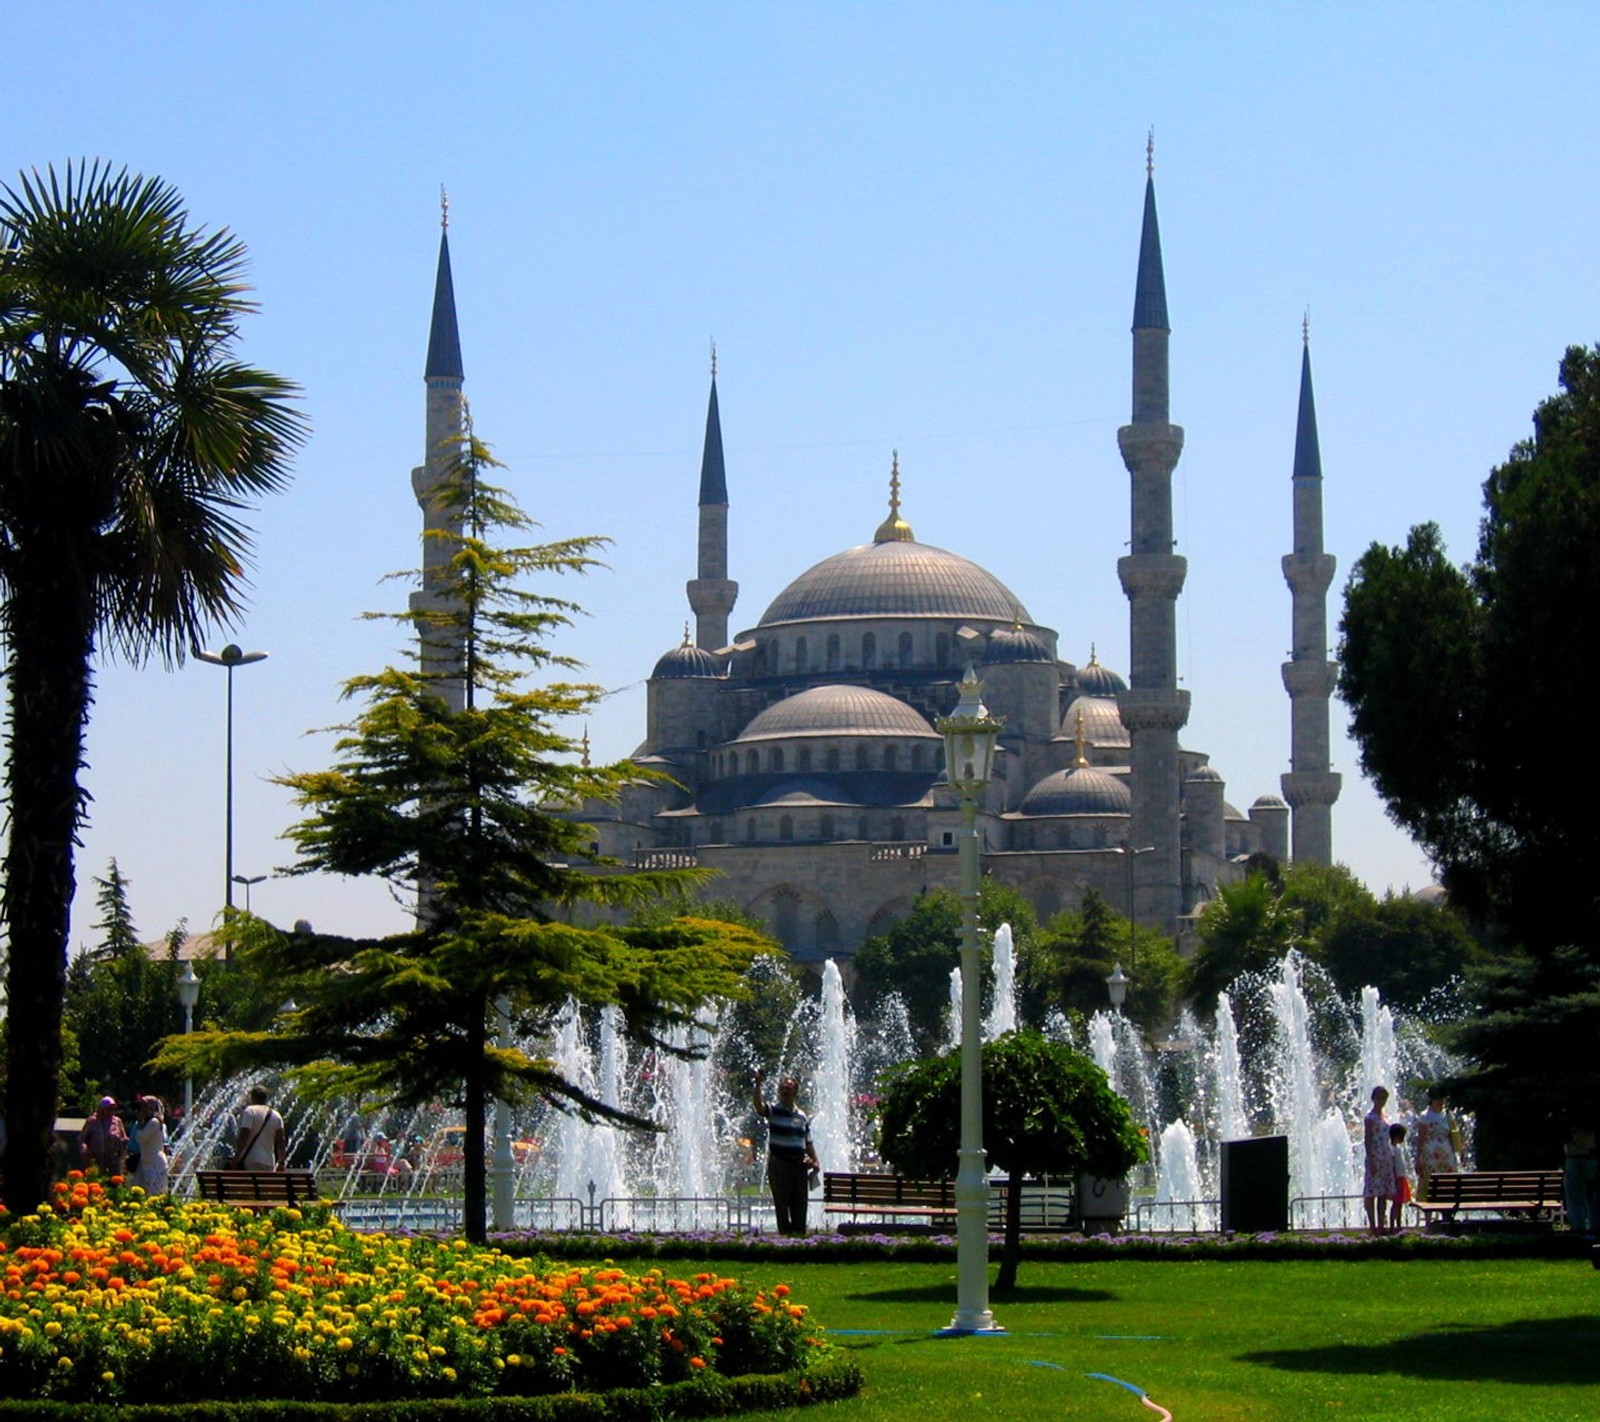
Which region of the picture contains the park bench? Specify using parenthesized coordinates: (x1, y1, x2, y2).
(823, 1172, 958, 1228)
(195, 1169, 322, 1212)
(1415, 1169, 1565, 1223)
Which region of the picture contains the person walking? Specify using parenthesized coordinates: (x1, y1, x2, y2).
(80, 1096, 127, 1178)
(1362, 1085, 1395, 1236)
(230, 1084, 287, 1171)
(752, 1069, 820, 1236)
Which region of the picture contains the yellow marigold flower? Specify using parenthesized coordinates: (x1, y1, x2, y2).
(57, 1356, 72, 1369)
(337, 1336, 353, 1351)
(102, 1372, 115, 1384)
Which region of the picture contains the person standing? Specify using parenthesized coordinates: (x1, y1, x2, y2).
(80, 1096, 127, 1178)
(230, 1084, 287, 1171)
(1362, 1085, 1395, 1235)
(1412, 1091, 1460, 1199)
(753, 1069, 820, 1236)
(132, 1096, 169, 1196)
(1388, 1122, 1413, 1232)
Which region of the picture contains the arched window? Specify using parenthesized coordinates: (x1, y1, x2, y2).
(773, 888, 800, 946)
(815, 910, 840, 953)
(770, 747, 785, 773)
(862, 633, 877, 669)
(798, 746, 812, 772)
(794, 636, 808, 672)
(754, 643, 769, 676)
(826, 634, 841, 670)
(898, 631, 914, 666)
(910, 743, 924, 770)
(855, 744, 869, 771)
(890, 815, 906, 841)
(746, 750, 759, 775)
(883, 744, 898, 771)
(779, 815, 794, 841)
(745, 818, 756, 841)
(826, 746, 841, 772)
(858, 816, 870, 840)
(820, 814, 835, 839)
(708, 821, 723, 843)
(936, 633, 950, 666)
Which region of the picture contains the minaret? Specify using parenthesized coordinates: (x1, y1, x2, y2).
(1116, 135, 1190, 933)
(1280, 322, 1341, 862)
(410, 190, 467, 712)
(686, 343, 738, 649)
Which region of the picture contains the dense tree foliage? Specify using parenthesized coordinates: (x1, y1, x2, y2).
(877, 1031, 1144, 1286)
(0, 163, 301, 1211)
(1019, 886, 1180, 1032)
(157, 439, 769, 1240)
(1340, 344, 1600, 1157)
(851, 882, 1034, 1052)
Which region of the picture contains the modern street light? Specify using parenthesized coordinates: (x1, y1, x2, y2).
(175, 961, 201, 1120)
(935, 664, 1004, 1336)
(194, 644, 268, 937)
(231, 873, 268, 915)
(1105, 962, 1129, 1012)
(1112, 842, 1155, 967)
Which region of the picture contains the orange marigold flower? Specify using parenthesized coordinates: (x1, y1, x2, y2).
(690, 1357, 706, 1369)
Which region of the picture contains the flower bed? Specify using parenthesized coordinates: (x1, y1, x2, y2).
(0, 1177, 829, 1404)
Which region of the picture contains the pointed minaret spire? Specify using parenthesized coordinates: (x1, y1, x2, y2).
(1281, 329, 1341, 864)
(411, 196, 468, 724)
(686, 349, 737, 649)
(1116, 142, 1190, 934)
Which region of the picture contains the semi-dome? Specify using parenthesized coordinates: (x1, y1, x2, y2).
(1075, 648, 1128, 698)
(984, 624, 1052, 664)
(758, 540, 1030, 626)
(1059, 695, 1129, 748)
(1018, 765, 1132, 817)
(1187, 764, 1224, 783)
(733, 684, 938, 742)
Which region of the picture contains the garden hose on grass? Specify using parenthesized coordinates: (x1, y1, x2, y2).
(1028, 1362, 1174, 1421)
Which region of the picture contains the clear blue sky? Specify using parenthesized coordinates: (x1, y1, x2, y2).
(7, 3, 1595, 949)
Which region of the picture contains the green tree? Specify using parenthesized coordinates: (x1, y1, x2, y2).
(1319, 895, 1484, 1009)
(1185, 873, 1304, 1010)
(157, 438, 768, 1241)
(0, 163, 301, 1211)
(877, 1032, 1144, 1288)
(1020, 886, 1178, 1032)
(852, 881, 1028, 1053)
(1339, 344, 1600, 1156)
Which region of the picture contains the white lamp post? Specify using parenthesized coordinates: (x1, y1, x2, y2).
(935, 665, 1004, 1335)
(175, 961, 201, 1120)
(1106, 962, 1129, 1012)
(194, 644, 268, 941)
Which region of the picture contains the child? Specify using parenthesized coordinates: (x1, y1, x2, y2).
(1389, 1122, 1413, 1231)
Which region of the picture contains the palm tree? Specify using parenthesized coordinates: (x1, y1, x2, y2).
(0, 162, 302, 1211)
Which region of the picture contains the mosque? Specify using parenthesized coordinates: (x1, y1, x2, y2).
(411, 161, 1341, 962)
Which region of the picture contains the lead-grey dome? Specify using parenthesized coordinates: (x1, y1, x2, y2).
(734, 685, 938, 742)
(758, 540, 1030, 626)
(1019, 766, 1132, 816)
(1060, 695, 1129, 749)
(984, 624, 1052, 664)
(1075, 652, 1128, 698)
(652, 643, 723, 679)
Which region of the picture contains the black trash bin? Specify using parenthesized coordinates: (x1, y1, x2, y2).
(1220, 1135, 1289, 1233)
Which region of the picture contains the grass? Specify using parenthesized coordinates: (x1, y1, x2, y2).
(589, 1254, 1599, 1421)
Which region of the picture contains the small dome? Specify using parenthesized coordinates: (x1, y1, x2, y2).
(759, 540, 1030, 626)
(1019, 765, 1132, 817)
(1059, 695, 1128, 748)
(1250, 794, 1290, 811)
(984, 625, 1052, 665)
(1075, 648, 1127, 698)
(734, 685, 938, 742)
(1224, 801, 1249, 822)
(652, 642, 724, 679)
(1187, 764, 1224, 784)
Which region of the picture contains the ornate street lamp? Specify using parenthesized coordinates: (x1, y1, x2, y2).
(935, 665, 1004, 1335)
(195, 644, 268, 954)
(1106, 961, 1130, 1012)
(175, 961, 201, 1120)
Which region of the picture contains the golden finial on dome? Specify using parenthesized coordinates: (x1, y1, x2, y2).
(873, 450, 915, 543)
(682, 622, 692, 647)
(1087, 642, 1100, 666)
(1074, 710, 1089, 768)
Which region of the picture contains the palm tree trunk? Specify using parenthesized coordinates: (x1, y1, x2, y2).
(3, 559, 95, 1215)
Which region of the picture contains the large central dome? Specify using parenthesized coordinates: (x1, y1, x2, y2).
(759, 539, 1030, 626)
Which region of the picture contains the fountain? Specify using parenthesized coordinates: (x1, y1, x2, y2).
(985, 923, 1016, 1040)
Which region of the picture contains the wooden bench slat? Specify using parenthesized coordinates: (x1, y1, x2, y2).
(195, 1169, 321, 1212)
(1416, 1170, 1564, 1220)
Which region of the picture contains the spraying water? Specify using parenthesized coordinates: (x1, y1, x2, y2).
(985, 922, 1017, 1040)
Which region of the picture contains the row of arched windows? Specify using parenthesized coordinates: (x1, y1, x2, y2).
(763, 629, 956, 675)
(736, 813, 909, 843)
(717, 742, 936, 778)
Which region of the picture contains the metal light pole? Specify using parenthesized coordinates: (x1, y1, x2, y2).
(1113, 842, 1155, 967)
(231, 873, 267, 915)
(935, 665, 1004, 1336)
(194, 644, 268, 943)
(175, 961, 201, 1121)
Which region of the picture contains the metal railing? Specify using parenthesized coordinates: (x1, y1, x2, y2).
(1131, 1198, 1220, 1233)
(1289, 1194, 1367, 1231)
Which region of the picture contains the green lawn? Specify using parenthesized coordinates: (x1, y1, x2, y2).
(654, 1255, 1599, 1421)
